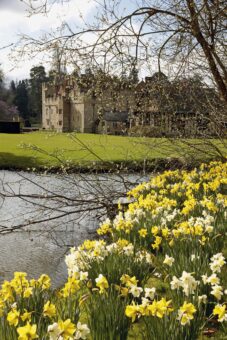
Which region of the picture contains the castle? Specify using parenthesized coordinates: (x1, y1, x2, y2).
(42, 71, 135, 134)
(42, 71, 222, 137)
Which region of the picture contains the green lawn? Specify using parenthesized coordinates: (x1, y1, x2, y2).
(0, 131, 225, 170)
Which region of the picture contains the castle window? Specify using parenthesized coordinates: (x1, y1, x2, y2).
(46, 119, 50, 126)
(59, 120, 62, 126)
(59, 109, 62, 115)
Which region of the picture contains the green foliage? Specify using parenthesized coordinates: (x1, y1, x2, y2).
(87, 251, 153, 286)
(13, 80, 29, 120)
(29, 66, 47, 122)
(85, 286, 131, 340)
(142, 309, 206, 340)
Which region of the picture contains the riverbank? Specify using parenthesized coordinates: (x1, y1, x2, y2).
(0, 132, 226, 172)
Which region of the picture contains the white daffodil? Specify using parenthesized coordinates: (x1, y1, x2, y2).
(163, 255, 175, 267)
(79, 271, 88, 281)
(48, 322, 62, 340)
(141, 297, 150, 306)
(198, 295, 207, 304)
(170, 276, 181, 290)
(144, 287, 156, 300)
(74, 322, 90, 339)
(129, 285, 143, 298)
(191, 254, 196, 261)
(210, 253, 226, 273)
(202, 274, 208, 284)
(180, 271, 198, 296)
(211, 285, 223, 300)
(207, 273, 220, 286)
(205, 225, 213, 233)
(106, 243, 117, 253)
(123, 244, 134, 256)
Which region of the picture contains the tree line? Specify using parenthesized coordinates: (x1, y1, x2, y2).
(0, 65, 47, 126)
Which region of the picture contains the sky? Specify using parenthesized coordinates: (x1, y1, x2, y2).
(0, 0, 98, 81)
(0, 0, 160, 83)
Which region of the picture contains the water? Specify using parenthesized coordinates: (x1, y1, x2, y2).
(0, 171, 147, 287)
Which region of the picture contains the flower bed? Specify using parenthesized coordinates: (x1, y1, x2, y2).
(0, 161, 226, 339)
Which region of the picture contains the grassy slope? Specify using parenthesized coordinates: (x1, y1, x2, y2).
(0, 132, 225, 170)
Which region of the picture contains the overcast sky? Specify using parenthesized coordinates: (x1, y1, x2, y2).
(0, 0, 96, 81)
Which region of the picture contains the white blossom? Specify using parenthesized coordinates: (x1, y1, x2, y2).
(74, 322, 90, 339)
(129, 285, 143, 298)
(163, 255, 175, 267)
(211, 285, 223, 300)
(144, 287, 156, 300)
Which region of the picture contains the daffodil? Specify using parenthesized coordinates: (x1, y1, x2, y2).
(48, 322, 61, 340)
(125, 302, 141, 322)
(23, 287, 33, 298)
(21, 310, 32, 322)
(74, 322, 90, 339)
(95, 274, 109, 294)
(61, 276, 80, 297)
(43, 301, 56, 318)
(148, 298, 173, 318)
(138, 228, 148, 238)
(144, 287, 156, 300)
(151, 236, 162, 250)
(17, 322, 38, 340)
(213, 304, 227, 322)
(163, 255, 175, 267)
(151, 226, 159, 236)
(210, 253, 226, 273)
(37, 274, 51, 290)
(1, 281, 14, 301)
(58, 319, 76, 339)
(129, 285, 143, 298)
(211, 285, 223, 300)
(7, 308, 20, 327)
(120, 274, 138, 287)
(177, 302, 196, 325)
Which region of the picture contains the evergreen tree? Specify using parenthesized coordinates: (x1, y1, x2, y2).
(129, 66, 139, 84)
(29, 65, 46, 122)
(10, 80, 16, 93)
(14, 80, 29, 121)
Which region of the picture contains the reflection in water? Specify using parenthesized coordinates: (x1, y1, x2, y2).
(0, 171, 147, 287)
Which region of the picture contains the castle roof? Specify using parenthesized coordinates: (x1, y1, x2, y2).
(103, 111, 129, 122)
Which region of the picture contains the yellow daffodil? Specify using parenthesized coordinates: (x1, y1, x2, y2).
(95, 274, 109, 294)
(120, 274, 138, 288)
(125, 302, 141, 322)
(43, 301, 56, 318)
(7, 308, 20, 327)
(1, 281, 14, 301)
(147, 298, 173, 318)
(61, 275, 80, 297)
(21, 310, 32, 322)
(151, 226, 159, 236)
(138, 228, 148, 238)
(151, 236, 162, 250)
(178, 302, 196, 325)
(37, 274, 51, 290)
(213, 304, 227, 322)
(17, 323, 38, 340)
(23, 287, 33, 298)
(58, 319, 76, 339)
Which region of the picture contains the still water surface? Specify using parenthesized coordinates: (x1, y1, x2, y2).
(0, 171, 147, 287)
